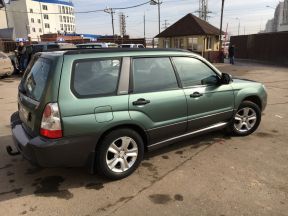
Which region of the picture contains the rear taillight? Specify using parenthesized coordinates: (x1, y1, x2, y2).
(40, 103, 63, 139)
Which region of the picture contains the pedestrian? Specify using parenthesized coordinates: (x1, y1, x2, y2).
(228, 45, 235, 65)
(16, 41, 28, 72)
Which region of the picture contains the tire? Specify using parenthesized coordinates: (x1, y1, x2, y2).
(95, 128, 144, 180)
(229, 101, 261, 136)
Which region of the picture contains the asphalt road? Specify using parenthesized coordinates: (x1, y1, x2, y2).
(0, 61, 287, 216)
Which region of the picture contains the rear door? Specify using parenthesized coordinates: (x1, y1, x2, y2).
(18, 55, 52, 134)
(172, 57, 234, 131)
(129, 57, 188, 145)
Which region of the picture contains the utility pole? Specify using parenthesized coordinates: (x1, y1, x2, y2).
(219, 0, 225, 49)
(162, 20, 169, 29)
(150, 0, 161, 34)
(144, 13, 146, 39)
(119, 12, 126, 37)
(104, 8, 115, 39)
(158, 0, 160, 33)
(198, 0, 210, 21)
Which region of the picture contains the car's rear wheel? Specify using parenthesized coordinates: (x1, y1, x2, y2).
(96, 128, 144, 180)
(229, 101, 261, 136)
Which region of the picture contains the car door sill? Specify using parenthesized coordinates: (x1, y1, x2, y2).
(148, 122, 228, 151)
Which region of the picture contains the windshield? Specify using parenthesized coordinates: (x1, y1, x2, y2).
(22, 57, 51, 101)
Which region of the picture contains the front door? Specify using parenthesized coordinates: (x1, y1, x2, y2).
(172, 57, 234, 131)
(129, 57, 188, 145)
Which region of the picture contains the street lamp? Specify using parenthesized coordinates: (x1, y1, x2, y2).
(150, 0, 161, 34)
(235, 17, 240, 36)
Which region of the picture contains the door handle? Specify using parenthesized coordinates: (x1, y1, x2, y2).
(132, 98, 151, 106)
(190, 92, 203, 98)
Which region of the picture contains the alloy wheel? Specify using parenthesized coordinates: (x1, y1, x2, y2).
(234, 107, 257, 133)
(106, 136, 138, 173)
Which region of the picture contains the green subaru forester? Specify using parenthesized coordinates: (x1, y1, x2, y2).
(9, 49, 267, 179)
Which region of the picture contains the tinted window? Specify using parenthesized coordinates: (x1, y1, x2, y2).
(173, 57, 218, 87)
(23, 57, 51, 101)
(73, 58, 120, 97)
(133, 58, 178, 93)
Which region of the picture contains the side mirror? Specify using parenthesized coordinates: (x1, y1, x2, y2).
(221, 73, 232, 84)
(201, 75, 220, 86)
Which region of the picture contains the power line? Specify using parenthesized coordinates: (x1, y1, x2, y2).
(0, 0, 151, 15)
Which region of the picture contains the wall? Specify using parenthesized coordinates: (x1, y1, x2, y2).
(230, 32, 288, 65)
(6, 0, 75, 41)
(0, 9, 7, 29)
(158, 35, 219, 52)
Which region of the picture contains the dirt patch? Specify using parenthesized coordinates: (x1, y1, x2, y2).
(255, 132, 274, 138)
(6, 171, 14, 176)
(149, 194, 172, 204)
(0, 164, 13, 170)
(174, 194, 184, 201)
(85, 182, 104, 190)
(175, 150, 183, 155)
(162, 155, 169, 159)
(0, 188, 23, 196)
(34, 176, 73, 200)
(25, 167, 43, 175)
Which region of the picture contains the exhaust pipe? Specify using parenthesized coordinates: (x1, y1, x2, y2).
(6, 145, 20, 156)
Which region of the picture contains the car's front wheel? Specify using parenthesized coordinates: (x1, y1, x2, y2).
(229, 101, 261, 136)
(96, 128, 144, 180)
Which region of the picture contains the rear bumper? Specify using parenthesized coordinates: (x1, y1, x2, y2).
(10, 112, 97, 169)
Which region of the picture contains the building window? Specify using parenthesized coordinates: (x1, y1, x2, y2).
(62, 6, 65, 13)
(30, 9, 33, 13)
(174, 38, 179, 48)
(164, 38, 170, 48)
(188, 37, 198, 51)
(31, 18, 35, 23)
(38, 19, 41, 23)
(59, 16, 62, 22)
(44, 14, 49, 19)
(59, 6, 61, 13)
(206, 37, 212, 50)
(60, 24, 63, 30)
(39, 28, 42, 33)
(32, 27, 36, 32)
(65, 7, 68, 14)
(42, 5, 48, 10)
(63, 16, 66, 22)
(44, 23, 50, 28)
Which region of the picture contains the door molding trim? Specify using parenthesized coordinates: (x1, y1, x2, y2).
(148, 122, 228, 150)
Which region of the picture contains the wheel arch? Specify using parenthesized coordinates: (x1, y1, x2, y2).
(241, 95, 262, 111)
(96, 123, 149, 152)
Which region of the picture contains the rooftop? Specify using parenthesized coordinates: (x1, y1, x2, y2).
(155, 13, 221, 38)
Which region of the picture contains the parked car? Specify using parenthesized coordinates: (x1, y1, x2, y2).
(119, 44, 145, 48)
(0, 51, 14, 77)
(76, 43, 118, 49)
(26, 42, 76, 65)
(8, 48, 267, 180)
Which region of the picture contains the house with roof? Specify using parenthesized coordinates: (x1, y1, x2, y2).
(155, 13, 221, 59)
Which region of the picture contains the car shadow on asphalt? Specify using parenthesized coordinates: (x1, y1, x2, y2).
(0, 131, 231, 202)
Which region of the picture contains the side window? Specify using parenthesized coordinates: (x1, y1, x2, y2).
(132, 58, 178, 93)
(173, 57, 218, 87)
(72, 58, 121, 97)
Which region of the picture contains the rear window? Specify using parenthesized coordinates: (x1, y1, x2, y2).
(72, 58, 121, 97)
(23, 57, 51, 101)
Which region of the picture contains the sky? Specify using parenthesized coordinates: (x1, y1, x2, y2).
(71, 0, 280, 38)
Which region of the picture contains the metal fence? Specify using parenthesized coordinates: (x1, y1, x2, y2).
(230, 32, 288, 65)
(0, 39, 16, 52)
